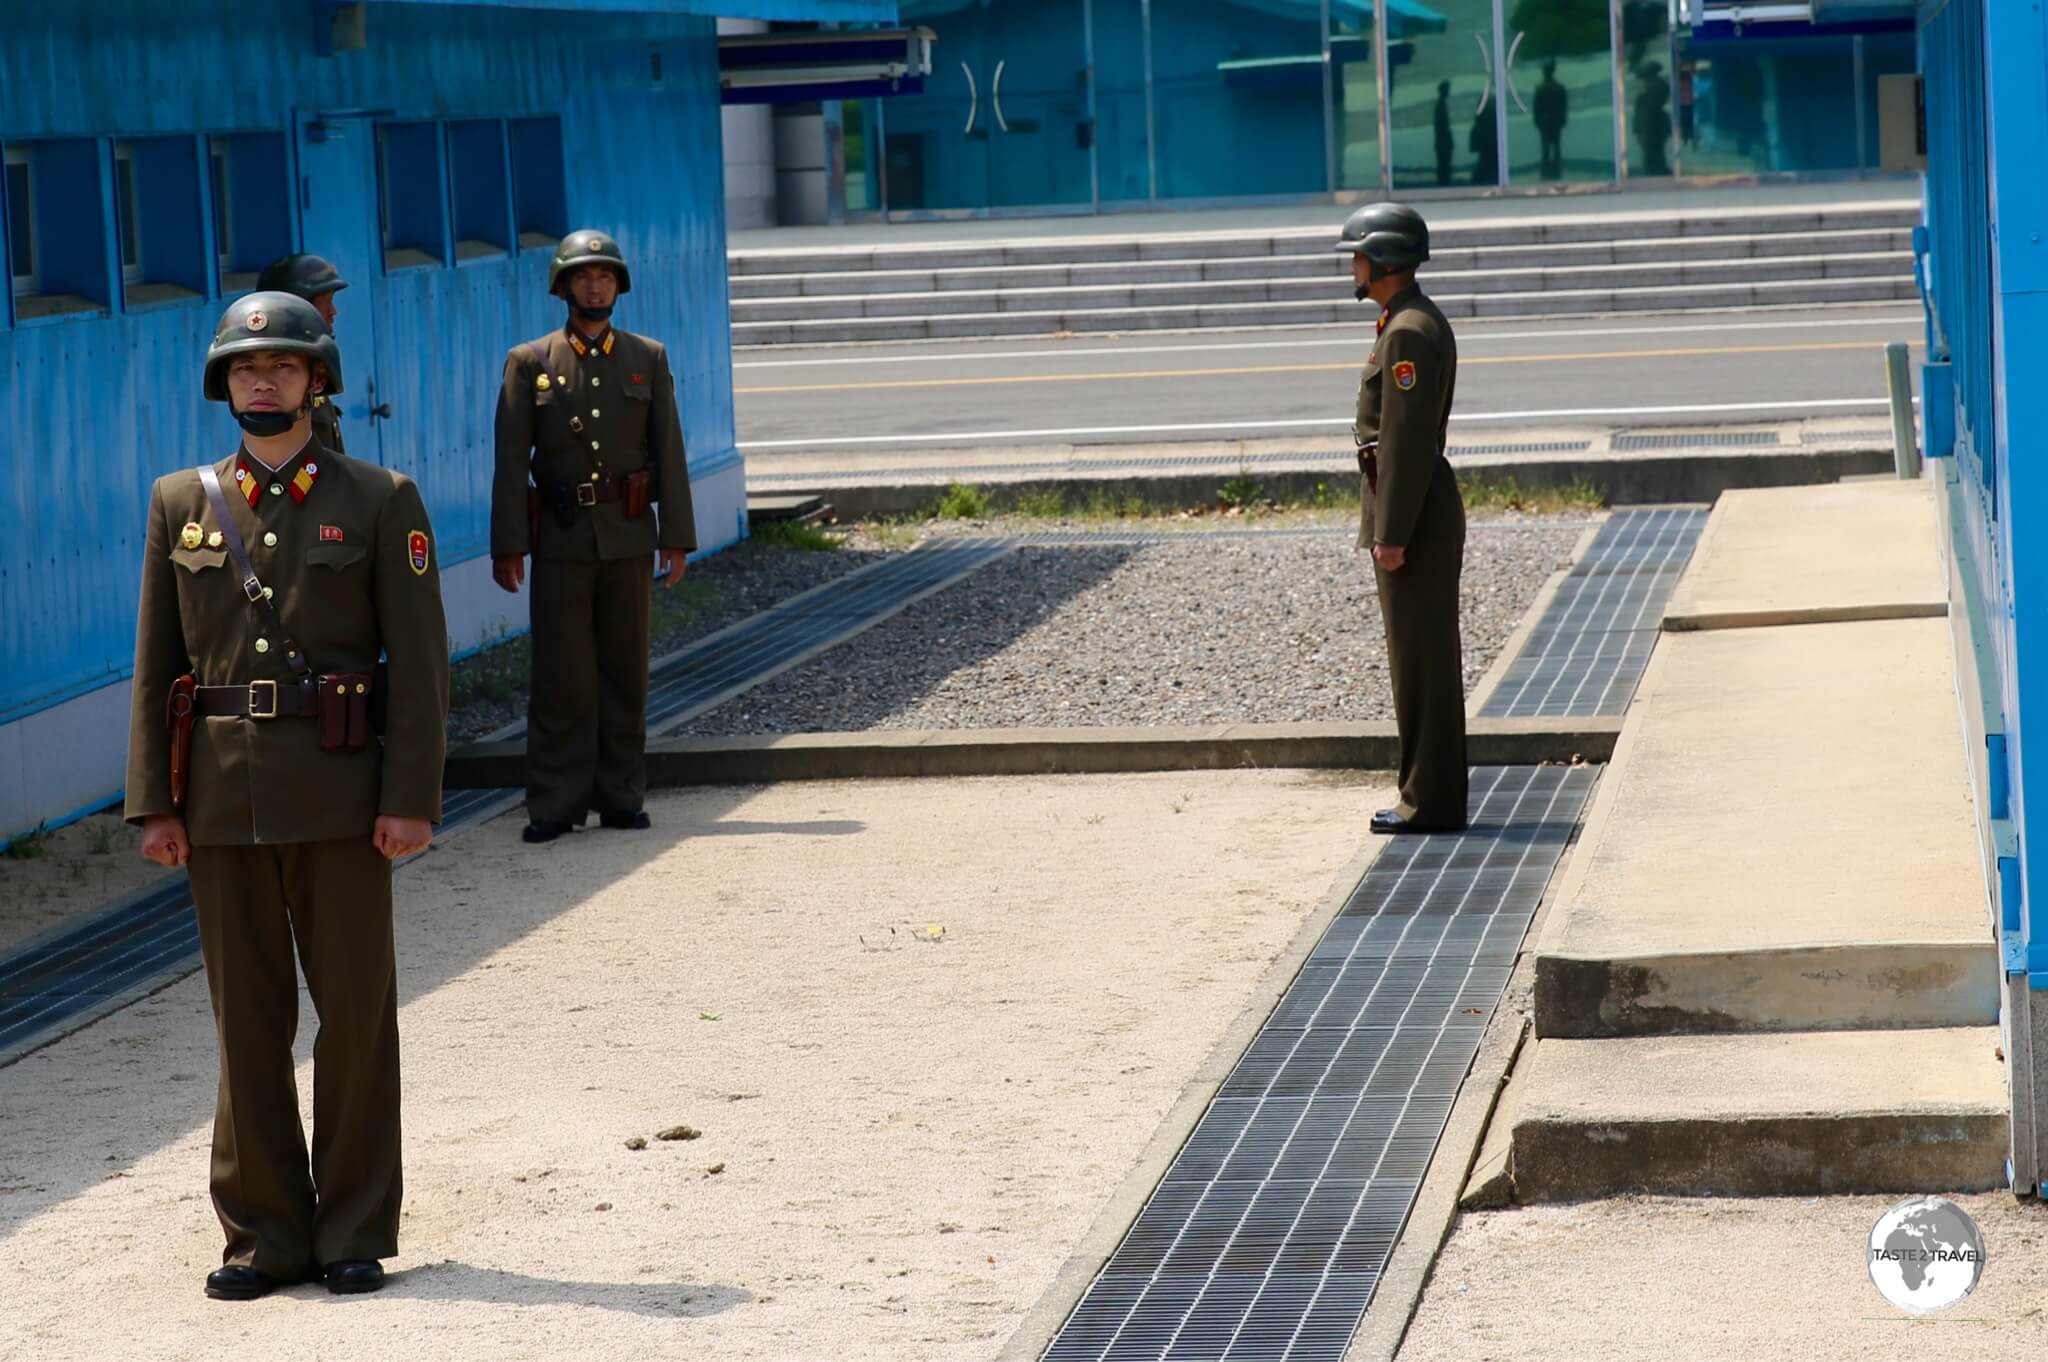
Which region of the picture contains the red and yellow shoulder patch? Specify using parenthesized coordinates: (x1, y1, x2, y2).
(1392, 360, 1418, 391)
(407, 530, 431, 576)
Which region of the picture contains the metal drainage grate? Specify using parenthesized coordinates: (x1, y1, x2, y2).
(1797, 427, 1894, 446)
(0, 543, 1020, 1065)
(1044, 763, 1599, 1362)
(1445, 440, 1593, 458)
(1609, 431, 1782, 451)
(1480, 507, 1707, 719)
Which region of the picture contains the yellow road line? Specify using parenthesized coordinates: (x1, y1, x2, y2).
(734, 341, 1896, 395)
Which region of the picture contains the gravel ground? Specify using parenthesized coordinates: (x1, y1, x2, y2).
(448, 539, 892, 742)
(677, 514, 1593, 735)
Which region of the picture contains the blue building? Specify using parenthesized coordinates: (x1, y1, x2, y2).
(0, 0, 899, 844)
(1918, 0, 2048, 1191)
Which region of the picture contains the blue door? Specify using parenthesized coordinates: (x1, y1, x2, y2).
(292, 112, 385, 462)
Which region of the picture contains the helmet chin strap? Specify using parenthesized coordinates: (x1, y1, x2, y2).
(232, 392, 315, 438)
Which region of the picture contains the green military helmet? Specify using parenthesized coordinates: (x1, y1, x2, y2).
(255, 253, 349, 301)
(1334, 202, 1431, 272)
(549, 228, 632, 296)
(203, 291, 345, 401)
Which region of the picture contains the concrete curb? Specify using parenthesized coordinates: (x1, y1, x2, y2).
(766, 448, 1895, 521)
(443, 718, 1622, 790)
(1533, 943, 2002, 1038)
(997, 836, 1389, 1361)
(1662, 600, 1949, 632)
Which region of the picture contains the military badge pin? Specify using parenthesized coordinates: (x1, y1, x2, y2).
(536, 375, 553, 392)
(246, 310, 268, 332)
(180, 522, 204, 550)
(1393, 360, 1418, 391)
(206, 531, 225, 550)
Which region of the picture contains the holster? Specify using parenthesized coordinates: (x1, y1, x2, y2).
(318, 673, 375, 753)
(1359, 444, 1380, 495)
(167, 673, 198, 812)
(622, 467, 655, 520)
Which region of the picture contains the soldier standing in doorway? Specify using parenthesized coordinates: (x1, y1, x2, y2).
(256, 254, 351, 453)
(1336, 204, 1468, 835)
(491, 230, 696, 845)
(126, 292, 450, 1299)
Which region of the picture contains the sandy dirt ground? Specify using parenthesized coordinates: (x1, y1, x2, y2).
(1397, 1193, 2048, 1362)
(0, 770, 1378, 1361)
(0, 811, 160, 955)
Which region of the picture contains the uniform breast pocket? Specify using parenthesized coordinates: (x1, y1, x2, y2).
(170, 547, 227, 575)
(620, 380, 652, 441)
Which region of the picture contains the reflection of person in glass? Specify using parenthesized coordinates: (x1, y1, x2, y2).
(1434, 81, 1455, 187)
(1533, 59, 1569, 180)
(1469, 103, 1498, 186)
(1634, 60, 1673, 175)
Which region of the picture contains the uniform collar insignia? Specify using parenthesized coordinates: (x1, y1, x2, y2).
(234, 451, 323, 507)
(566, 326, 616, 358)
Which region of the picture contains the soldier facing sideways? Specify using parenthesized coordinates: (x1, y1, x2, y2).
(491, 229, 696, 845)
(1337, 203, 1469, 835)
(256, 253, 351, 454)
(125, 292, 450, 1300)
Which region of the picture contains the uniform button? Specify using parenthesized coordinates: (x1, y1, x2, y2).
(262, 586, 275, 600)
(255, 639, 271, 654)
(591, 408, 600, 417)
(263, 532, 278, 548)
(269, 483, 284, 497)
(592, 377, 602, 388)
(591, 440, 601, 451)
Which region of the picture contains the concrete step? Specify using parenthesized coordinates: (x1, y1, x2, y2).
(730, 275, 1920, 346)
(1503, 1028, 2008, 1201)
(729, 229, 1913, 300)
(731, 251, 1911, 321)
(727, 202, 1918, 275)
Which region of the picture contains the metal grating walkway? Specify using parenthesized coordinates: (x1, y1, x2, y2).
(0, 542, 1016, 1067)
(1044, 764, 1598, 1362)
(1478, 506, 1707, 719)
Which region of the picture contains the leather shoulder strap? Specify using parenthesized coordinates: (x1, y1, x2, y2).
(197, 464, 318, 700)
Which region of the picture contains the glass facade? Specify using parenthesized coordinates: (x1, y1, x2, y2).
(861, 2, 1911, 214)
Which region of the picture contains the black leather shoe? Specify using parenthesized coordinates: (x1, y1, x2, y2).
(597, 810, 652, 831)
(1370, 808, 1467, 836)
(205, 1265, 284, 1301)
(324, 1260, 386, 1295)
(523, 818, 575, 844)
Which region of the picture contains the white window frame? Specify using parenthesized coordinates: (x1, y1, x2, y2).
(112, 140, 142, 285)
(4, 146, 35, 298)
(208, 138, 234, 275)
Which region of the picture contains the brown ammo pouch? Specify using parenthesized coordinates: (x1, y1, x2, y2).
(622, 467, 654, 520)
(318, 674, 375, 753)
(167, 673, 198, 812)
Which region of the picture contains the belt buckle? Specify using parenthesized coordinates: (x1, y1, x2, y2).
(575, 482, 599, 508)
(247, 679, 279, 719)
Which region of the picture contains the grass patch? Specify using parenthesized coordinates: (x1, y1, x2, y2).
(1217, 473, 1264, 512)
(1457, 475, 1606, 515)
(930, 482, 993, 520)
(449, 632, 531, 710)
(86, 820, 116, 856)
(1009, 487, 1067, 518)
(1074, 487, 1151, 522)
(651, 574, 726, 634)
(2, 821, 51, 860)
(751, 519, 841, 552)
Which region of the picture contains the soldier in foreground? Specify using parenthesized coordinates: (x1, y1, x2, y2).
(491, 229, 696, 844)
(256, 253, 351, 453)
(1337, 204, 1469, 835)
(125, 292, 449, 1299)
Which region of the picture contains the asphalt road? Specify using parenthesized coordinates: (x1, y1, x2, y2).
(734, 306, 1926, 463)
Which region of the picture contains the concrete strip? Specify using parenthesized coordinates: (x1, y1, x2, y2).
(997, 835, 1388, 1362)
(1507, 1028, 2009, 1200)
(775, 448, 1895, 521)
(1534, 943, 2002, 1038)
(1466, 517, 1611, 717)
(443, 718, 1624, 791)
(1663, 479, 1945, 627)
(1531, 619, 1989, 1037)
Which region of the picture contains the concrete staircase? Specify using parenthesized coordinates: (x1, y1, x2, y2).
(1472, 481, 2010, 1205)
(728, 202, 1918, 347)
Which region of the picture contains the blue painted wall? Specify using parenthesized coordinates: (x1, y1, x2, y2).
(0, 0, 888, 728)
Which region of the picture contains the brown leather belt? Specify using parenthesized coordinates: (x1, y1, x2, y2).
(549, 474, 626, 508)
(194, 681, 315, 719)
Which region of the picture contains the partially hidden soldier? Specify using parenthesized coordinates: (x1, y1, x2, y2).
(491, 229, 696, 845)
(125, 292, 450, 1300)
(256, 254, 351, 454)
(1337, 204, 1469, 835)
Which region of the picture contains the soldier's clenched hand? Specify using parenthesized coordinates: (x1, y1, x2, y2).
(140, 814, 190, 869)
(1372, 542, 1408, 572)
(492, 555, 526, 594)
(374, 816, 433, 861)
(657, 548, 688, 590)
